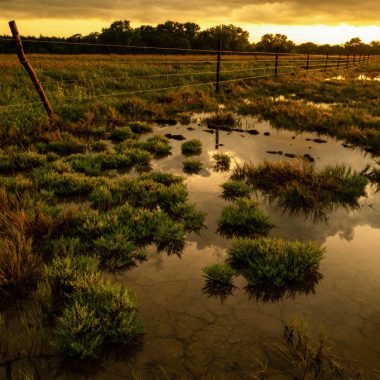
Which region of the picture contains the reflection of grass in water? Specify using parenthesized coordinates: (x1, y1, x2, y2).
(245, 270, 322, 303)
(217, 198, 274, 237)
(183, 159, 203, 174)
(232, 160, 368, 221)
(363, 162, 380, 192)
(212, 152, 231, 172)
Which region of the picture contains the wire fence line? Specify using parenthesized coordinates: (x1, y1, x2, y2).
(0, 35, 376, 114)
(1, 60, 349, 86)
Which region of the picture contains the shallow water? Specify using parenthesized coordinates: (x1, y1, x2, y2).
(110, 115, 380, 378)
(7, 115, 380, 379)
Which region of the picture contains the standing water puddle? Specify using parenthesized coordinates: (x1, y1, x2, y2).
(49, 114, 380, 378)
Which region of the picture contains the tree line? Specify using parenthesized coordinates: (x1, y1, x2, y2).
(1, 20, 379, 55)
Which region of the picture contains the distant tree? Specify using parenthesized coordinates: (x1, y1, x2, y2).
(297, 42, 318, 54)
(195, 24, 251, 51)
(99, 20, 134, 45)
(344, 37, 365, 54)
(255, 34, 295, 52)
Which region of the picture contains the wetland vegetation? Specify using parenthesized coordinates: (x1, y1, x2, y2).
(0, 52, 379, 378)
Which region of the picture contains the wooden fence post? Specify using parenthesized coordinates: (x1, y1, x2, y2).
(353, 53, 356, 65)
(346, 54, 350, 69)
(215, 39, 222, 94)
(8, 20, 54, 119)
(324, 52, 329, 72)
(306, 50, 310, 72)
(337, 54, 341, 69)
(274, 47, 279, 78)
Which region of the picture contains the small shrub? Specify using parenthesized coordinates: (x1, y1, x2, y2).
(37, 133, 86, 155)
(181, 139, 202, 156)
(93, 230, 147, 270)
(183, 159, 203, 174)
(110, 126, 135, 142)
(128, 121, 153, 134)
(228, 237, 324, 287)
(142, 135, 171, 158)
(218, 198, 274, 237)
(90, 140, 109, 152)
(232, 160, 368, 219)
(213, 152, 231, 172)
(221, 180, 252, 200)
(53, 280, 143, 358)
(0, 149, 47, 172)
(204, 112, 239, 130)
(203, 264, 236, 285)
(34, 170, 97, 196)
(89, 185, 114, 210)
(170, 203, 206, 232)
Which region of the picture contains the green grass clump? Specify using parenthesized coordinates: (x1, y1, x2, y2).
(93, 231, 147, 270)
(212, 152, 231, 172)
(204, 112, 240, 130)
(221, 180, 252, 200)
(183, 159, 203, 174)
(0, 149, 47, 172)
(228, 237, 324, 287)
(68, 153, 134, 176)
(110, 126, 135, 142)
(141, 135, 172, 158)
(169, 203, 206, 233)
(181, 139, 202, 156)
(233, 160, 368, 220)
(37, 133, 87, 155)
(128, 121, 153, 134)
(203, 264, 236, 285)
(218, 198, 274, 237)
(90, 140, 109, 152)
(34, 169, 97, 196)
(48, 253, 142, 358)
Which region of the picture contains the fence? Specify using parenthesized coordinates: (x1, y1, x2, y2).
(0, 21, 377, 118)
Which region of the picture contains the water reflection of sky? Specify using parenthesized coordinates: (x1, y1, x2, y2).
(56, 115, 380, 379)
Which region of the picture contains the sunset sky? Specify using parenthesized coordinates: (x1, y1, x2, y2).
(1, 0, 380, 44)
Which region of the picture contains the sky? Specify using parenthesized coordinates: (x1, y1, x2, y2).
(1, 0, 380, 44)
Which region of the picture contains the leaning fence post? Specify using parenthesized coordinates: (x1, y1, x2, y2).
(215, 39, 222, 94)
(8, 20, 54, 119)
(306, 50, 310, 72)
(324, 52, 329, 72)
(337, 54, 341, 69)
(274, 47, 279, 78)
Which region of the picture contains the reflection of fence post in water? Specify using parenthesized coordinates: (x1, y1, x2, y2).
(215, 127, 220, 150)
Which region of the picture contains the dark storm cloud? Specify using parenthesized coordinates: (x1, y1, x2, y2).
(0, 0, 379, 24)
